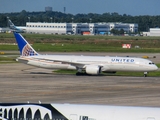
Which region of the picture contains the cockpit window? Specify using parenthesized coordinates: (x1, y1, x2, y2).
(149, 62, 155, 65)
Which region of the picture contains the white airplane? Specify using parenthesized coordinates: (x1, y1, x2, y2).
(0, 103, 160, 120)
(7, 18, 26, 33)
(14, 32, 158, 76)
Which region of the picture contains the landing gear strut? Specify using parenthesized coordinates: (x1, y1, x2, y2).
(76, 72, 86, 76)
(144, 72, 148, 77)
(76, 68, 86, 76)
(76, 68, 89, 76)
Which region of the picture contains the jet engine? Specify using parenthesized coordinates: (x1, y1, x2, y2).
(85, 65, 101, 75)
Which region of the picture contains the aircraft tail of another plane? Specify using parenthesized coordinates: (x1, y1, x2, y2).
(8, 18, 17, 30)
(7, 18, 24, 33)
(14, 32, 39, 56)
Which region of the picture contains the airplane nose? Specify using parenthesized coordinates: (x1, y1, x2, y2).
(153, 65, 158, 71)
(147, 65, 158, 71)
(155, 65, 158, 70)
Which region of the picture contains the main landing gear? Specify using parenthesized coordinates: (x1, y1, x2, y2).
(76, 68, 87, 76)
(76, 69, 90, 76)
(144, 72, 148, 77)
(76, 72, 87, 76)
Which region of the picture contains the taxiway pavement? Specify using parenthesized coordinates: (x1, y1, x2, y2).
(0, 63, 160, 107)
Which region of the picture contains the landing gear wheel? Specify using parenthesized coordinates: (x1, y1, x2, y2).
(144, 74, 147, 77)
(76, 72, 85, 76)
(76, 72, 88, 76)
(144, 72, 148, 77)
(76, 72, 81, 76)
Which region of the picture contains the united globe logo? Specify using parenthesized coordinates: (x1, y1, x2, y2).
(22, 44, 38, 56)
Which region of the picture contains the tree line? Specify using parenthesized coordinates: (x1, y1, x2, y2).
(0, 10, 160, 32)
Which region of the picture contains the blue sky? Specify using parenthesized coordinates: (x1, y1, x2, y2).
(0, 0, 159, 16)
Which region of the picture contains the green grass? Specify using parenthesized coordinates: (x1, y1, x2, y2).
(0, 56, 16, 61)
(32, 43, 160, 52)
(0, 33, 160, 41)
(1, 33, 160, 52)
(0, 56, 17, 64)
(1, 33, 160, 40)
(0, 45, 18, 50)
(1, 43, 160, 52)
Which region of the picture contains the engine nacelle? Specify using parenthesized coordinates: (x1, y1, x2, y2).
(85, 65, 101, 75)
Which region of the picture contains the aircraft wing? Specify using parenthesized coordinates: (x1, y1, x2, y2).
(35, 57, 103, 68)
(38, 58, 87, 68)
(18, 57, 104, 69)
(17, 57, 86, 68)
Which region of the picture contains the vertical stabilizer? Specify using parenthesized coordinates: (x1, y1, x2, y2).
(14, 32, 38, 56)
(8, 18, 17, 30)
(7, 18, 25, 33)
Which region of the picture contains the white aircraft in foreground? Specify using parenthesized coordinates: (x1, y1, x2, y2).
(14, 32, 158, 76)
(1, 103, 160, 120)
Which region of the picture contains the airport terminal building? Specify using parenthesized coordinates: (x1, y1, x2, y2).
(149, 28, 160, 36)
(142, 28, 160, 36)
(26, 22, 138, 35)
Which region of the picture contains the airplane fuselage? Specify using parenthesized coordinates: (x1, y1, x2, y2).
(1, 103, 160, 120)
(17, 55, 158, 72)
(13, 32, 158, 76)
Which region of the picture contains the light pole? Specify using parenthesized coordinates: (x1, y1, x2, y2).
(71, 17, 74, 23)
(28, 17, 30, 33)
(28, 17, 30, 22)
(54, 17, 56, 23)
(7, 16, 9, 28)
(90, 18, 92, 23)
(50, 17, 52, 23)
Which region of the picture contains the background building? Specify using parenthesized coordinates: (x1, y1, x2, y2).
(142, 28, 160, 36)
(26, 22, 138, 35)
(150, 28, 160, 36)
(45, 7, 52, 12)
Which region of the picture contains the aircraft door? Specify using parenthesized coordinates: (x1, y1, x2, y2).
(80, 116, 88, 120)
(70, 114, 78, 120)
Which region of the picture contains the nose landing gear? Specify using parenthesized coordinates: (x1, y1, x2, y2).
(144, 72, 148, 77)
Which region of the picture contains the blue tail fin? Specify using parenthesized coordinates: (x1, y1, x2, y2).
(14, 32, 38, 56)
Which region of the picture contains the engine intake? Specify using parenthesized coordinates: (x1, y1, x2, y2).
(85, 65, 101, 75)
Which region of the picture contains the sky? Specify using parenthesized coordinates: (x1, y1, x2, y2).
(0, 0, 160, 16)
